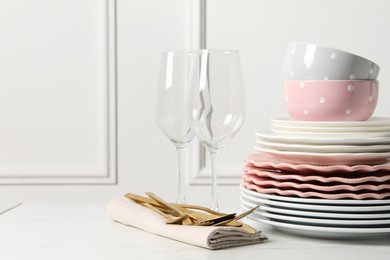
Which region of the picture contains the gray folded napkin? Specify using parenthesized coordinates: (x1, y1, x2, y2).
(107, 196, 267, 250)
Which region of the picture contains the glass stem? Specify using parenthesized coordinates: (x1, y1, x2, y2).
(176, 146, 188, 204)
(210, 150, 221, 212)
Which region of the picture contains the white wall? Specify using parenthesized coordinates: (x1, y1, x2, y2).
(0, 0, 195, 205)
(0, 0, 389, 209)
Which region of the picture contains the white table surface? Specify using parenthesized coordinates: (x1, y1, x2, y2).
(1, 203, 390, 260)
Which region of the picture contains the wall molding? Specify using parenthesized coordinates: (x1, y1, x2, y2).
(188, 0, 241, 186)
(0, 0, 117, 184)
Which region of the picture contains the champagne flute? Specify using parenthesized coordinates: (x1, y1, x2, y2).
(188, 49, 245, 211)
(155, 51, 194, 204)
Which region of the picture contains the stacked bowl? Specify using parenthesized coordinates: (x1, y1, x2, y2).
(239, 43, 390, 239)
(283, 42, 379, 121)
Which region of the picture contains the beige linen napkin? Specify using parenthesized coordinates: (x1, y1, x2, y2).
(107, 196, 267, 250)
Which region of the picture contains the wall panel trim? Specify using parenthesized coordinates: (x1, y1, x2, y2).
(0, 0, 117, 184)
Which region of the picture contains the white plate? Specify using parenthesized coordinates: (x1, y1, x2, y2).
(250, 209, 390, 227)
(272, 129, 390, 138)
(241, 209, 390, 239)
(240, 190, 390, 213)
(254, 146, 390, 166)
(271, 124, 390, 133)
(271, 117, 390, 128)
(256, 139, 390, 153)
(256, 130, 390, 145)
(241, 185, 390, 205)
(250, 204, 390, 220)
(241, 202, 390, 227)
(240, 194, 390, 214)
(240, 193, 390, 213)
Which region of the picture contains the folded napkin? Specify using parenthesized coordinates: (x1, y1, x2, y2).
(107, 196, 267, 250)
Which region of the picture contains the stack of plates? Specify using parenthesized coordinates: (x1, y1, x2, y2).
(241, 186, 390, 239)
(241, 117, 390, 239)
(255, 117, 390, 166)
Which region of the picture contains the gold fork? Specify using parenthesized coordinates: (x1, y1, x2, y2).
(125, 192, 258, 229)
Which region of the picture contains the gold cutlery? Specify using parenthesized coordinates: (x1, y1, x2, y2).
(124, 192, 259, 234)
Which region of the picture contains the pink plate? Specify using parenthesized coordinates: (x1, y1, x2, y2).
(243, 174, 390, 193)
(242, 182, 390, 200)
(244, 166, 390, 184)
(245, 153, 390, 173)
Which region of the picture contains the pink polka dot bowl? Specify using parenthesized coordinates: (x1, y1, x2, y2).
(283, 42, 380, 80)
(284, 80, 378, 121)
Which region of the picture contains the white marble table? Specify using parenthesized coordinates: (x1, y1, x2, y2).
(1, 203, 390, 260)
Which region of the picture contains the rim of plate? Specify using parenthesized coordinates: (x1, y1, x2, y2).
(256, 139, 390, 153)
(255, 130, 390, 145)
(240, 185, 390, 205)
(255, 146, 390, 158)
(272, 129, 390, 138)
(271, 117, 390, 127)
(270, 124, 390, 133)
(260, 211, 390, 226)
(243, 202, 390, 219)
(248, 217, 390, 234)
(240, 202, 390, 226)
(240, 192, 390, 212)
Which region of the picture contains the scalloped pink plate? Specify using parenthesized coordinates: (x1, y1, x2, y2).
(242, 181, 390, 200)
(240, 184, 390, 205)
(244, 166, 390, 184)
(243, 173, 390, 193)
(245, 153, 390, 174)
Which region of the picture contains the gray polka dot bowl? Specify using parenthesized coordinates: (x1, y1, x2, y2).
(284, 80, 378, 121)
(283, 42, 380, 80)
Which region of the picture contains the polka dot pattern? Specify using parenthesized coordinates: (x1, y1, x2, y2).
(284, 44, 379, 80)
(284, 80, 378, 121)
